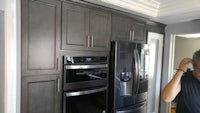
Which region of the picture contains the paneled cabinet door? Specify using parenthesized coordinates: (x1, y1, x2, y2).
(62, 2, 111, 51)
(111, 14, 133, 41)
(62, 2, 90, 50)
(21, 75, 61, 113)
(21, 0, 61, 75)
(90, 9, 111, 51)
(111, 14, 147, 43)
(132, 22, 147, 44)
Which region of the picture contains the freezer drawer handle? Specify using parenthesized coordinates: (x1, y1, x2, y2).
(116, 102, 146, 113)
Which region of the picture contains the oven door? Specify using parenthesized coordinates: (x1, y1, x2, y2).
(63, 64, 108, 91)
(63, 86, 107, 113)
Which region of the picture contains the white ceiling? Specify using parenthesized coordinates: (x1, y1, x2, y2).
(85, 0, 200, 24)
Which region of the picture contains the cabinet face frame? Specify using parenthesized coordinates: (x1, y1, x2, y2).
(21, 0, 61, 76)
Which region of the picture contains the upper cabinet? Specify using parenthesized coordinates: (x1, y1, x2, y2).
(111, 14, 147, 44)
(21, 0, 61, 76)
(62, 2, 111, 51)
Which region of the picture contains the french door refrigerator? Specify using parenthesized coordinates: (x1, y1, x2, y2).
(109, 41, 149, 113)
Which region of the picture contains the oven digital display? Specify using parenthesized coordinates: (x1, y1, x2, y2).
(86, 58, 92, 62)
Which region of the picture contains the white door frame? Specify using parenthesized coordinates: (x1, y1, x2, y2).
(147, 32, 164, 113)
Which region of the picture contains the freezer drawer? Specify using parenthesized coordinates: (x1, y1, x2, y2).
(116, 101, 146, 113)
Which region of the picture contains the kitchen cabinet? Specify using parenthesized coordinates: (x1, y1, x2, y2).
(21, 0, 61, 76)
(21, 75, 61, 113)
(21, 0, 61, 113)
(62, 1, 111, 51)
(111, 14, 147, 44)
(146, 21, 166, 34)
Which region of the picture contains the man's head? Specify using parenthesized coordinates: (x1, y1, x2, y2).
(192, 49, 200, 80)
(192, 49, 200, 67)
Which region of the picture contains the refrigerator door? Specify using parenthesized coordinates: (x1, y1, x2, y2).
(116, 101, 147, 113)
(113, 41, 137, 108)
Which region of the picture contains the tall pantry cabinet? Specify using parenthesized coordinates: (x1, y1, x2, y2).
(21, 0, 61, 113)
(21, 0, 111, 113)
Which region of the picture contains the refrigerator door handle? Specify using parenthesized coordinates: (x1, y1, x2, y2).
(135, 49, 141, 96)
(133, 49, 139, 95)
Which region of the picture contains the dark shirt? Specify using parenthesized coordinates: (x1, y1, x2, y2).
(175, 71, 200, 113)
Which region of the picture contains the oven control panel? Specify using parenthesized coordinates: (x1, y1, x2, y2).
(63, 56, 108, 64)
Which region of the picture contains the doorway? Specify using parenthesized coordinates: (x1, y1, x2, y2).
(169, 34, 200, 113)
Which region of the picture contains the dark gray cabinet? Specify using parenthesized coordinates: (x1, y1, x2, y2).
(111, 14, 146, 43)
(62, 2, 111, 51)
(90, 9, 111, 50)
(21, 0, 61, 76)
(21, 0, 61, 113)
(21, 75, 61, 113)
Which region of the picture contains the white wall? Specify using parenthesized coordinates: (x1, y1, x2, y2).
(174, 37, 200, 69)
(161, 20, 200, 113)
(0, 0, 5, 10)
(0, 10, 5, 113)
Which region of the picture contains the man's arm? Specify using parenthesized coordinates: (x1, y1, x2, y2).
(161, 58, 192, 103)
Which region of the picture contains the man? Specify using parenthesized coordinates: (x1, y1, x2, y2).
(161, 49, 200, 113)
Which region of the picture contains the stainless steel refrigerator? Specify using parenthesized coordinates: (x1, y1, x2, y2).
(109, 41, 149, 113)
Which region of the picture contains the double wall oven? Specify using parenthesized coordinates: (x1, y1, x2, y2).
(62, 56, 109, 113)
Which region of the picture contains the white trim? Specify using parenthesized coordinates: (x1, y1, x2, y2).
(169, 34, 176, 79)
(4, 0, 21, 113)
(147, 32, 164, 113)
(0, 10, 5, 113)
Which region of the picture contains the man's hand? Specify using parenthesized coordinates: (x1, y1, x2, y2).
(178, 58, 193, 72)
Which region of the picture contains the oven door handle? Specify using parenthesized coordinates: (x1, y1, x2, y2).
(65, 64, 108, 69)
(64, 87, 107, 97)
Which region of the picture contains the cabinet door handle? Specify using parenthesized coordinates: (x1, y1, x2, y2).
(91, 35, 94, 48)
(132, 30, 135, 41)
(87, 35, 90, 48)
(129, 30, 132, 41)
(57, 58, 60, 71)
(57, 77, 60, 93)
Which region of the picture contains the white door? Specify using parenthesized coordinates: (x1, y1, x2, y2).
(147, 32, 164, 113)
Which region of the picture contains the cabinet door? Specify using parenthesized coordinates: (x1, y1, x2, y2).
(111, 14, 132, 41)
(21, 0, 61, 75)
(90, 9, 111, 51)
(132, 22, 147, 44)
(62, 2, 90, 50)
(21, 75, 61, 113)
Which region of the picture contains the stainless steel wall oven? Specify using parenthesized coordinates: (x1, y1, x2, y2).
(62, 56, 109, 113)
